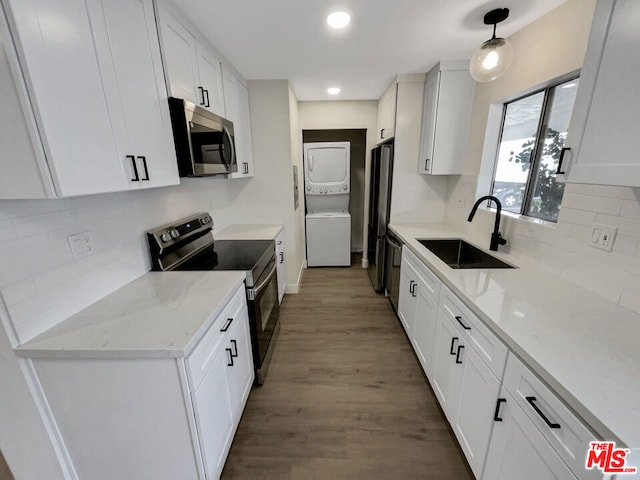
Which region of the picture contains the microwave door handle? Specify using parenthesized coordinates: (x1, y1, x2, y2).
(223, 126, 236, 171)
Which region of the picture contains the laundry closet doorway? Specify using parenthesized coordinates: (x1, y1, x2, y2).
(302, 130, 366, 262)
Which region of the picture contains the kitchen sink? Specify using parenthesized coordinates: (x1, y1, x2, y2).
(417, 239, 515, 269)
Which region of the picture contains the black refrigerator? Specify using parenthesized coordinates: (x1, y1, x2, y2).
(367, 140, 394, 291)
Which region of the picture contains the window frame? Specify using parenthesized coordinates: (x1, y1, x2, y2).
(488, 72, 580, 222)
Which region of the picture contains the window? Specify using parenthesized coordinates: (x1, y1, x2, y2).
(491, 77, 580, 222)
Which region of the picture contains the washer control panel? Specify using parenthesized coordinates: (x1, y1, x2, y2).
(306, 184, 349, 195)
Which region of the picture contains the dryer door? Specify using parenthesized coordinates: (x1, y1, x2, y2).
(303, 142, 350, 193)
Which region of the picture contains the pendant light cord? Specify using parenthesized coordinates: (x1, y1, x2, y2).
(492, 23, 497, 39)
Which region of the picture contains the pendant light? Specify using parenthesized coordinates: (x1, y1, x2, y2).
(469, 8, 513, 83)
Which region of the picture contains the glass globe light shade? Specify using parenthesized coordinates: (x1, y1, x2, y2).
(469, 37, 513, 83)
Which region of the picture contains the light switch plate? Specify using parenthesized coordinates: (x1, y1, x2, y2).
(589, 224, 617, 252)
(68, 231, 94, 259)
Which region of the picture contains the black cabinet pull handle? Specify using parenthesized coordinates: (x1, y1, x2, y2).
(556, 147, 570, 175)
(127, 155, 139, 182)
(449, 337, 458, 355)
(455, 316, 471, 330)
(230, 339, 238, 358)
(226, 348, 234, 366)
(220, 318, 233, 332)
(526, 396, 561, 429)
(380, 128, 384, 139)
(425, 158, 430, 171)
(408, 280, 415, 293)
(279, 252, 284, 263)
(243, 162, 248, 174)
(138, 156, 149, 181)
(198, 86, 205, 105)
(204, 89, 210, 108)
(493, 398, 506, 422)
(455, 345, 464, 364)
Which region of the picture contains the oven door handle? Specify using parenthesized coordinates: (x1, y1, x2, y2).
(252, 261, 277, 297)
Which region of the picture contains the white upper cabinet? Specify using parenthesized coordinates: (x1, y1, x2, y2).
(1, 0, 178, 198)
(558, 0, 640, 187)
(418, 61, 475, 175)
(156, 4, 225, 118)
(376, 83, 397, 143)
(223, 66, 255, 178)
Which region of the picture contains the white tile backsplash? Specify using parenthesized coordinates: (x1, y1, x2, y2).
(445, 178, 640, 315)
(0, 178, 232, 346)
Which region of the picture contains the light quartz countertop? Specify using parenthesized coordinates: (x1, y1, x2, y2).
(16, 271, 246, 359)
(215, 223, 283, 241)
(390, 223, 640, 449)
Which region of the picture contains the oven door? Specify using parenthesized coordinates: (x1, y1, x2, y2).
(249, 256, 280, 369)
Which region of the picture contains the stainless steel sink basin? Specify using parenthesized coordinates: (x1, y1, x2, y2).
(418, 239, 515, 269)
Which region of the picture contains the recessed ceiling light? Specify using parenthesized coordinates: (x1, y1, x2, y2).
(327, 11, 350, 29)
(327, 87, 341, 95)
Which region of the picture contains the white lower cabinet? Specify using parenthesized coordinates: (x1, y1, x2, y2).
(30, 283, 253, 480)
(191, 346, 235, 479)
(275, 230, 287, 303)
(397, 246, 602, 480)
(482, 389, 578, 480)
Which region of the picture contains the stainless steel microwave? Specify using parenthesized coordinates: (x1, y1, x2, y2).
(168, 97, 237, 177)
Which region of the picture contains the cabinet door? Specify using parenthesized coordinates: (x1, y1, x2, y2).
(225, 69, 255, 179)
(483, 390, 577, 480)
(397, 262, 417, 336)
(430, 310, 462, 420)
(560, 0, 640, 187)
(276, 232, 286, 303)
(95, 0, 179, 190)
(5, 0, 125, 197)
(412, 283, 439, 376)
(452, 344, 501, 478)
(195, 41, 225, 117)
(158, 11, 199, 104)
(192, 347, 235, 480)
(418, 71, 439, 174)
(377, 84, 396, 143)
(225, 306, 255, 422)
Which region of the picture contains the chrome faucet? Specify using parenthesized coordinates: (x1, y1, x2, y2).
(467, 195, 507, 251)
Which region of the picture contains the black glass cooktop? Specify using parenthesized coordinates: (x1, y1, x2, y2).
(177, 239, 274, 272)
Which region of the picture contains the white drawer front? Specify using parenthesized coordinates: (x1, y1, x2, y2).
(187, 285, 246, 390)
(403, 247, 441, 300)
(503, 353, 604, 480)
(439, 285, 507, 379)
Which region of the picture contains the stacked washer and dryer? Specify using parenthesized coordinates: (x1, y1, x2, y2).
(303, 142, 351, 267)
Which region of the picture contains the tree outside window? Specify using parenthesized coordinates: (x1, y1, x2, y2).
(491, 78, 580, 222)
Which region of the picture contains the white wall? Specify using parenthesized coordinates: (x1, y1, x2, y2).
(298, 100, 378, 259)
(444, 0, 640, 315)
(390, 75, 448, 225)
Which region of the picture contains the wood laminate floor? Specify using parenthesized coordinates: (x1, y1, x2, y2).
(222, 258, 474, 479)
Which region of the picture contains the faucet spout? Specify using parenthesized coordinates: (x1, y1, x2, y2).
(467, 195, 507, 251)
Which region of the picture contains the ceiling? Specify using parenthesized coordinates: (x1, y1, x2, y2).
(171, 0, 567, 101)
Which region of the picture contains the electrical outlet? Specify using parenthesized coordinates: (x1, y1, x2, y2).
(68, 231, 94, 259)
(589, 224, 617, 252)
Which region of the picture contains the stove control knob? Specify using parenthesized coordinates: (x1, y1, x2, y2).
(160, 233, 171, 243)
(324, 188, 328, 194)
(343, 185, 347, 190)
(170, 229, 180, 239)
(306, 186, 311, 191)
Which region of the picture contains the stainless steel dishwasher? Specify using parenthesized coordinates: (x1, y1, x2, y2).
(384, 232, 403, 313)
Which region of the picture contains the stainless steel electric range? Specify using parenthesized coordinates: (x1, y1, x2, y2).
(147, 213, 280, 384)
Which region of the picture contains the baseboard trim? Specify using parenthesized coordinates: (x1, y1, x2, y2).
(285, 260, 306, 295)
(361, 258, 368, 268)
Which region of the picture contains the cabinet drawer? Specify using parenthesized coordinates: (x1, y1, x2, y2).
(187, 285, 246, 390)
(439, 285, 507, 379)
(402, 247, 440, 300)
(503, 353, 603, 480)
